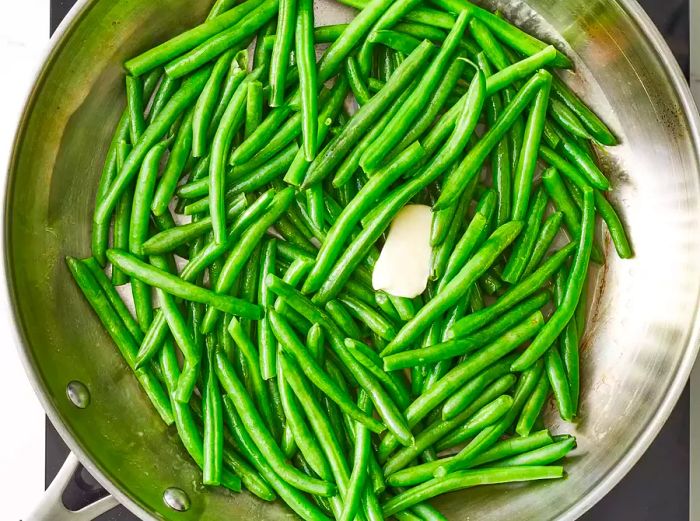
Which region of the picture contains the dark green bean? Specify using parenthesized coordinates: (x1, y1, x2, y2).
(470, 430, 554, 467)
(125, 75, 146, 143)
(340, 295, 396, 341)
(202, 338, 223, 485)
(152, 110, 194, 216)
(434, 395, 513, 452)
(554, 127, 610, 190)
(326, 300, 362, 338)
(340, 391, 373, 521)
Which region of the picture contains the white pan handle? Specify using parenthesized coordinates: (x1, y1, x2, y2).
(23, 452, 119, 521)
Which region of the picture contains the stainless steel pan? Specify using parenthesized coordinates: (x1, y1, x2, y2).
(7, 0, 700, 519)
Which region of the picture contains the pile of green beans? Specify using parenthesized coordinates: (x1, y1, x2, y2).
(69, 0, 632, 518)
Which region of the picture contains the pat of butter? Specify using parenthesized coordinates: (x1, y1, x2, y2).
(372, 204, 432, 298)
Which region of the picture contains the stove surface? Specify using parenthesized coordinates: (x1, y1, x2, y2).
(47, 1, 690, 520)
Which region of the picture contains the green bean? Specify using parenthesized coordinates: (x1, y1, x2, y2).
(192, 49, 236, 157)
(302, 40, 434, 188)
(276, 357, 332, 480)
(435, 361, 544, 476)
(511, 189, 594, 371)
(200, 188, 294, 331)
(502, 186, 547, 283)
(434, 394, 513, 452)
(202, 339, 223, 485)
(493, 437, 576, 467)
(82, 258, 142, 342)
(332, 81, 416, 189)
(470, 430, 554, 467)
(549, 98, 591, 140)
(124, 0, 264, 75)
(143, 195, 248, 255)
(432, 0, 571, 67)
(215, 349, 336, 496)
(381, 221, 523, 357)
(346, 56, 371, 105)
(437, 212, 488, 292)
(512, 83, 551, 221)
(431, 181, 474, 280)
(279, 354, 351, 498)
(384, 292, 548, 371)
(164, 0, 278, 79)
(269, 309, 384, 433)
(389, 295, 416, 321)
(313, 24, 347, 42)
(111, 141, 132, 286)
(270, 0, 297, 106)
(266, 275, 416, 446)
(395, 57, 466, 154)
(148, 76, 180, 124)
(125, 75, 146, 143)
(360, 11, 470, 173)
(160, 340, 243, 493)
(515, 372, 549, 436)
(222, 398, 333, 521)
(521, 211, 563, 278)
(374, 292, 402, 322)
(545, 346, 574, 421)
(209, 76, 249, 243)
(345, 339, 411, 409)
(554, 128, 610, 190)
(340, 295, 396, 341)
(316, 0, 397, 82)
(66, 257, 173, 425)
(302, 142, 425, 294)
(95, 67, 212, 225)
(326, 300, 362, 338)
(151, 113, 194, 216)
(384, 466, 563, 516)
(107, 249, 261, 318)
(551, 75, 617, 146)
(340, 392, 373, 521)
(378, 313, 543, 460)
(386, 390, 515, 477)
(296, 0, 318, 159)
(440, 356, 518, 421)
(368, 30, 421, 54)
(449, 242, 575, 338)
(242, 80, 263, 138)
(129, 144, 167, 255)
(312, 70, 485, 303)
(257, 240, 278, 380)
(435, 70, 549, 210)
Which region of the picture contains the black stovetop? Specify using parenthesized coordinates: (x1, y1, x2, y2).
(47, 1, 690, 519)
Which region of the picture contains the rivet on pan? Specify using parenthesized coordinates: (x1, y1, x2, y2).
(66, 381, 90, 409)
(163, 487, 191, 512)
